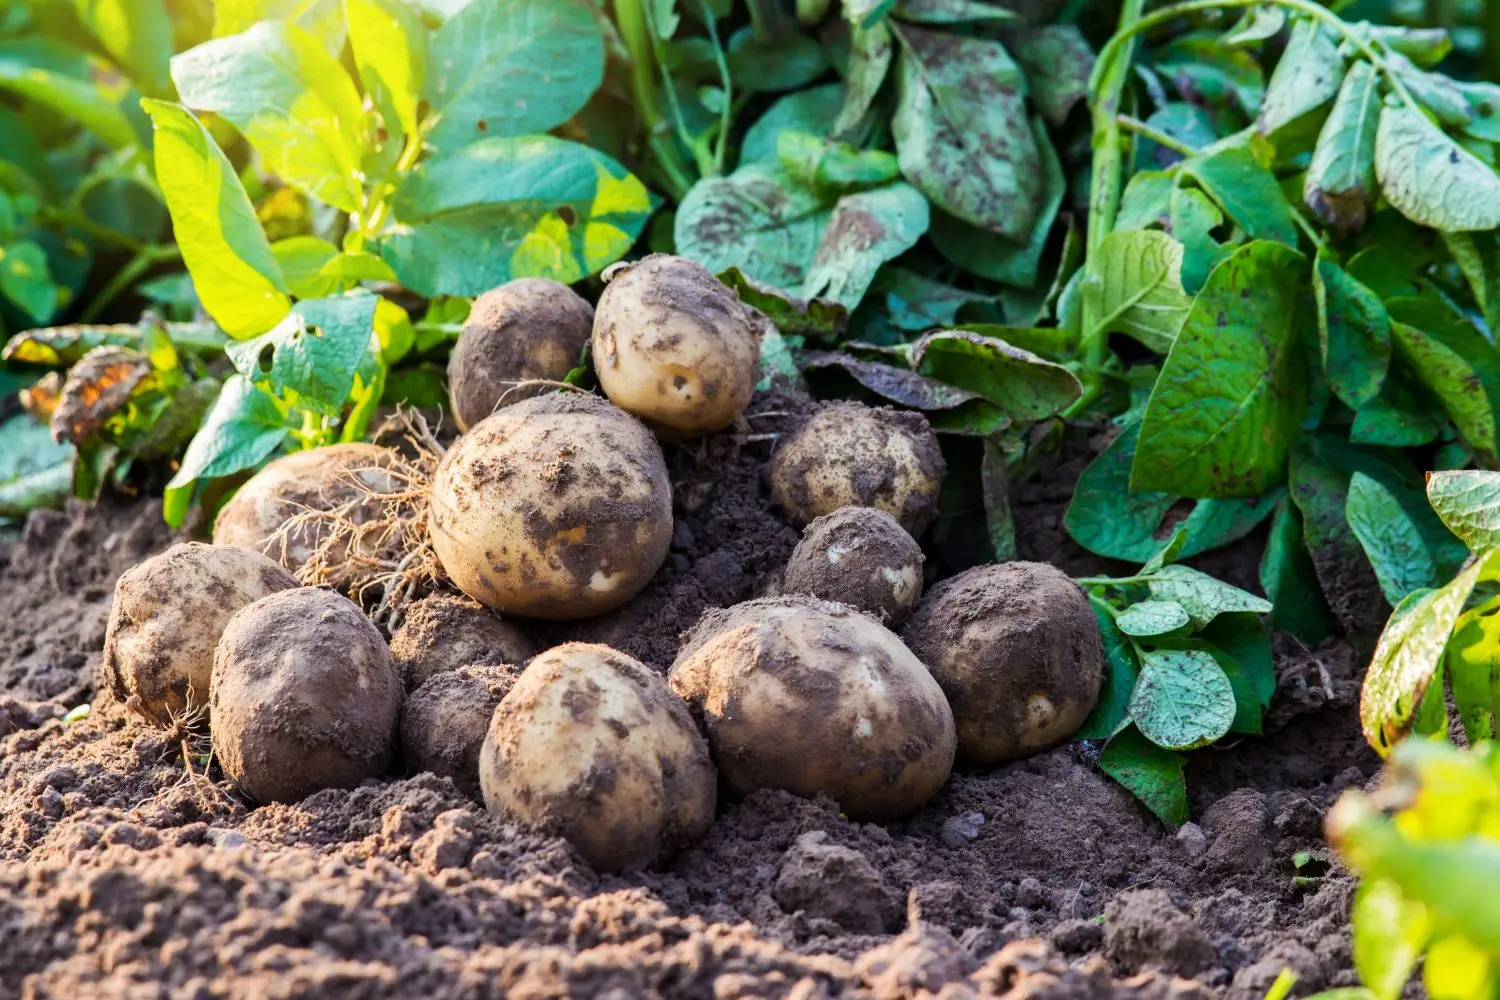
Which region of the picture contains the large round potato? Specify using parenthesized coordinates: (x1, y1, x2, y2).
(102, 543, 299, 727)
(428, 391, 672, 620)
(211, 588, 402, 803)
(592, 254, 758, 435)
(769, 403, 945, 535)
(448, 278, 594, 431)
(479, 643, 716, 873)
(781, 507, 924, 627)
(670, 596, 955, 821)
(903, 562, 1103, 766)
(389, 593, 535, 689)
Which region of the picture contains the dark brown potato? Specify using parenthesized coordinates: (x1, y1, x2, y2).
(781, 507, 924, 627)
(769, 403, 945, 535)
(402, 664, 520, 800)
(102, 543, 299, 727)
(903, 562, 1103, 766)
(211, 588, 402, 803)
(389, 593, 535, 690)
(670, 596, 955, 821)
(447, 278, 594, 431)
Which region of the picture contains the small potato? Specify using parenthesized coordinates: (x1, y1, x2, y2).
(592, 254, 758, 435)
(211, 588, 402, 803)
(389, 593, 535, 689)
(781, 507, 924, 627)
(670, 596, 955, 821)
(403, 664, 520, 800)
(479, 643, 716, 873)
(448, 278, 594, 431)
(102, 543, 299, 727)
(428, 392, 672, 620)
(903, 562, 1103, 766)
(769, 403, 945, 535)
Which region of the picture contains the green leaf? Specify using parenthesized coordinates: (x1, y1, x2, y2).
(213, 0, 345, 50)
(385, 136, 654, 298)
(1098, 726, 1187, 828)
(423, 0, 604, 152)
(1170, 185, 1233, 295)
(1220, 5, 1285, 47)
(1388, 54, 1471, 129)
(1455, 81, 1500, 143)
(1128, 648, 1236, 750)
(1132, 103, 1221, 172)
(1390, 321, 1497, 459)
(801, 183, 928, 310)
(1305, 61, 1381, 233)
(779, 133, 901, 195)
(1155, 33, 1265, 116)
(740, 83, 844, 165)
(1361, 25, 1452, 68)
(73, 0, 174, 96)
(271, 237, 396, 298)
(1439, 231, 1500, 336)
(1314, 253, 1390, 410)
(1088, 230, 1193, 353)
(890, 23, 1039, 242)
(1077, 604, 1138, 741)
(893, 0, 1017, 23)
(142, 100, 289, 340)
(1117, 600, 1191, 638)
(727, 27, 829, 93)
(1260, 494, 1332, 646)
(868, 269, 986, 332)
(1258, 19, 1342, 141)
(1115, 171, 1174, 231)
(1352, 879, 1430, 1000)
(1375, 104, 1500, 232)
(0, 41, 136, 149)
(910, 329, 1080, 421)
(0, 241, 57, 322)
(1183, 145, 1299, 247)
(844, 0, 896, 28)
(1351, 376, 1444, 448)
(172, 22, 366, 213)
(225, 293, 378, 415)
(718, 266, 846, 338)
(677, 163, 830, 292)
(1132, 242, 1307, 499)
(1447, 602, 1500, 743)
(1346, 471, 1438, 606)
(1146, 564, 1273, 628)
(345, 0, 426, 140)
(164, 375, 290, 527)
(833, 22, 893, 142)
(1007, 25, 1093, 127)
(1202, 611, 1275, 709)
(1427, 471, 1500, 553)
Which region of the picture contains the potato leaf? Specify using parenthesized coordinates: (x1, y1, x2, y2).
(1447, 603, 1500, 744)
(1115, 171, 1174, 231)
(1305, 61, 1380, 233)
(1098, 726, 1188, 828)
(1455, 81, 1500, 143)
(676, 163, 830, 292)
(212, 0, 345, 50)
(832, 22, 893, 142)
(741, 84, 844, 165)
(1375, 104, 1500, 232)
(1347, 472, 1439, 606)
(1391, 321, 1497, 460)
(1183, 145, 1299, 247)
(1144, 564, 1272, 628)
(1258, 19, 1343, 141)
(225, 293, 378, 415)
(0, 40, 137, 149)
(778, 134, 901, 196)
(893, 0, 1017, 23)
(1155, 33, 1265, 117)
(1352, 376, 1444, 448)
(1170, 186, 1233, 294)
(909, 329, 1080, 421)
(1006, 25, 1093, 126)
(270, 237, 396, 298)
(345, 0, 426, 141)
(1076, 604, 1139, 741)
(0, 241, 56, 322)
(1117, 600, 1191, 637)
(727, 27, 829, 94)
(1352, 879, 1432, 1000)
(163, 375, 290, 527)
(1128, 648, 1237, 750)
(1427, 471, 1500, 553)
(718, 267, 846, 338)
(1220, 5, 1285, 47)
(1088, 230, 1194, 353)
(1314, 253, 1391, 410)
(802, 183, 929, 310)
(72, 0, 174, 97)
(1258, 495, 1332, 644)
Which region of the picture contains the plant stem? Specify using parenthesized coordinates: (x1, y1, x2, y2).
(700, 1, 734, 175)
(616, 0, 698, 196)
(79, 243, 180, 323)
(352, 133, 427, 251)
(1116, 114, 1198, 158)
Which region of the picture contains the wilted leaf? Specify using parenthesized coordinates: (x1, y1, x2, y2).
(911, 329, 1080, 420)
(718, 267, 846, 338)
(1375, 104, 1500, 232)
(1089, 230, 1194, 353)
(833, 22, 893, 141)
(802, 183, 929, 310)
(1258, 19, 1342, 140)
(46, 347, 152, 444)
(1305, 62, 1380, 232)
(800, 351, 997, 414)
(1314, 253, 1390, 409)
(1006, 25, 1093, 126)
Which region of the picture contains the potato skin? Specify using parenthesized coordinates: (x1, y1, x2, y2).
(670, 596, 955, 821)
(479, 643, 716, 873)
(781, 507, 924, 627)
(903, 562, 1103, 766)
(211, 588, 402, 803)
(769, 403, 945, 535)
(102, 543, 299, 727)
(448, 278, 594, 432)
(212, 443, 401, 574)
(428, 392, 672, 621)
(389, 593, 534, 690)
(402, 664, 520, 800)
(592, 254, 757, 435)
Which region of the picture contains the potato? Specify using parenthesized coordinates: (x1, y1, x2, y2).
(389, 593, 534, 690)
(402, 664, 520, 800)
(101, 543, 299, 727)
(211, 588, 402, 803)
(479, 642, 716, 872)
(213, 443, 402, 575)
(903, 562, 1103, 766)
(428, 391, 672, 620)
(781, 507, 924, 627)
(769, 403, 945, 535)
(592, 254, 757, 435)
(670, 596, 955, 821)
(448, 278, 594, 432)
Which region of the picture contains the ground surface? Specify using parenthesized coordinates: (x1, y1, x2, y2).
(0, 400, 1378, 999)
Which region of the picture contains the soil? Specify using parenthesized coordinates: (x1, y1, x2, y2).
(0, 395, 1379, 999)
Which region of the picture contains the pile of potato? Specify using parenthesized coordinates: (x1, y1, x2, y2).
(100, 255, 1106, 874)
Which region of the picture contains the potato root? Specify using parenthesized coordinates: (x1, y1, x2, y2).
(389, 593, 534, 690)
(402, 663, 520, 800)
(781, 507, 924, 627)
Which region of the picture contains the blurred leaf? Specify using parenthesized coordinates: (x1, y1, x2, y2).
(894, 0, 1016, 22)
(1132, 103, 1220, 171)
(728, 25, 828, 93)
(1447, 602, 1500, 744)
(1155, 33, 1265, 116)
(0, 241, 56, 322)
(740, 83, 844, 164)
(73, 0, 174, 96)
(1306, 62, 1381, 234)
(1007, 25, 1092, 126)
(981, 437, 1015, 561)
(345, 0, 426, 140)
(1220, 5, 1285, 47)
(1455, 81, 1500, 143)
(1351, 376, 1444, 448)
(1315, 252, 1391, 410)
(1352, 879, 1431, 1000)
(1098, 726, 1187, 827)
(833, 22, 893, 142)
(271, 236, 396, 298)
(213, 0, 345, 50)
(1360, 24, 1452, 68)
(867, 268, 986, 332)
(778, 133, 901, 194)
(0, 40, 136, 149)
(1376, 104, 1500, 232)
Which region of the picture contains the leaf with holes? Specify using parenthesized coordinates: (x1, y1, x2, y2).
(225, 294, 378, 415)
(1183, 145, 1299, 247)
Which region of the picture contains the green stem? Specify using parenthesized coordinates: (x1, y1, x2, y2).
(1116, 114, 1198, 158)
(79, 243, 179, 323)
(617, 0, 699, 194)
(700, 1, 734, 175)
(42, 207, 153, 254)
(1077, 573, 1152, 588)
(352, 133, 426, 251)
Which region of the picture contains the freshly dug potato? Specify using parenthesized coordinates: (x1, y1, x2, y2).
(213, 443, 402, 575)
(479, 642, 716, 873)
(389, 593, 535, 689)
(670, 596, 955, 821)
(781, 507, 924, 627)
(903, 562, 1103, 766)
(403, 663, 520, 800)
(769, 403, 945, 535)
(428, 392, 672, 620)
(592, 254, 758, 435)
(102, 543, 299, 727)
(211, 588, 402, 803)
(448, 278, 594, 431)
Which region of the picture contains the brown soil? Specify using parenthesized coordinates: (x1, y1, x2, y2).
(0, 399, 1377, 999)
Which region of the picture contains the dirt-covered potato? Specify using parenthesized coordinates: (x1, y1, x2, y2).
(592, 255, 757, 435)
(428, 392, 672, 621)
(389, 593, 535, 689)
(448, 278, 594, 431)
(102, 543, 299, 727)
(213, 443, 402, 575)
(781, 507, 924, 627)
(479, 643, 716, 873)
(769, 403, 945, 535)
(670, 596, 955, 821)
(211, 588, 402, 803)
(402, 664, 520, 800)
(903, 562, 1103, 766)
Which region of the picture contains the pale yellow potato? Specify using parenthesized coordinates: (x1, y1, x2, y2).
(101, 542, 299, 727)
(479, 643, 717, 873)
(670, 596, 956, 821)
(592, 254, 758, 435)
(428, 392, 672, 621)
(781, 507, 924, 627)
